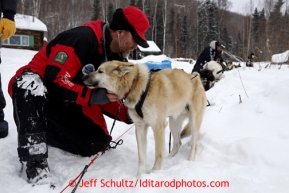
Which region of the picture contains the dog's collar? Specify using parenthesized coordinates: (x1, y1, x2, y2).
(123, 78, 137, 100)
(217, 69, 224, 74)
(216, 62, 224, 74)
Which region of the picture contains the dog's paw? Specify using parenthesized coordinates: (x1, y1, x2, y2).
(168, 152, 176, 157)
(136, 169, 146, 178)
(151, 165, 162, 172)
(168, 149, 179, 157)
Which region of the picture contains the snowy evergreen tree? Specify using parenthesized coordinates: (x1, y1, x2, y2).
(282, 10, 289, 52)
(136, 0, 143, 10)
(268, 0, 284, 53)
(166, 7, 176, 57)
(180, 15, 189, 57)
(107, 3, 114, 23)
(259, 10, 266, 46)
(144, 0, 153, 40)
(129, 0, 136, 6)
(155, 0, 164, 51)
(252, 8, 260, 51)
(207, 1, 218, 42)
(197, 0, 210, 54)
(220, 26, 229, 45)
(196, 0, 219, 54)
(256, 9, 268, 61)
(91, 0, 101, 21)
(280, 8, 289, 52)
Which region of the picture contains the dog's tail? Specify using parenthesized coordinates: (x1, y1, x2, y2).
(180, 122, 191, 138)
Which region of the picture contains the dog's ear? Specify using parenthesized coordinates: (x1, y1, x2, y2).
(115, 64, 134, 76)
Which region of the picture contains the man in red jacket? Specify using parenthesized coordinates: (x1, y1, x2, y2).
(8, 6, 150, 185)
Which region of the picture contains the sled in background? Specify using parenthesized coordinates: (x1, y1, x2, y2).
(268, 50, 289, 69)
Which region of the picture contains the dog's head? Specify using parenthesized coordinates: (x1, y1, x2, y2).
(199, 69, 216, 91)
(248, 53, 255, 59)
(227, 61, 233, 67)
(82, 60, 135, 96)
(199, 69, 215, 82)
(226, 61, 234, 70)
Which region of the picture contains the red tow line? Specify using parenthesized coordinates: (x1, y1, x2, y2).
(60, 124, 135, 193)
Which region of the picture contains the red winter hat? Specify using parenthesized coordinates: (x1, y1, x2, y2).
(110, 6, 150, 48)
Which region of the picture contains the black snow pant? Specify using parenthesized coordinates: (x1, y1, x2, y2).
(12, 72, 110, 162)
(0, 73, 6, 122)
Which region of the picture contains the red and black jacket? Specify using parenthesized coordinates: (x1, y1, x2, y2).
(8, 20, 130, 136)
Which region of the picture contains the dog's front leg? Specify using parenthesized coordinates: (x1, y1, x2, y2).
(151, 124, 166, 172)
(135, 124, 148, 177)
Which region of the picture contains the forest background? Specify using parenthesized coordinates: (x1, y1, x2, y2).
(17, 0, 289, 62)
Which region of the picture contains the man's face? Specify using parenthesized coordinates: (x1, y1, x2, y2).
(216, 46, 223, 52)
(118, 31, 138, 58)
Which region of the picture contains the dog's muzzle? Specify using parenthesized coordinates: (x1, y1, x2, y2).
(82, 75, 99, 87)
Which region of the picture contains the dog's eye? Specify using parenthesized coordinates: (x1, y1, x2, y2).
(98, 69, 103, 73)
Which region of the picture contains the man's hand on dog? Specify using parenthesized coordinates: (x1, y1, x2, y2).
(89, 88, 119, 104)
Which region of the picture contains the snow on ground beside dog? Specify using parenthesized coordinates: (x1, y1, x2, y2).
(1, 48, 289, 193)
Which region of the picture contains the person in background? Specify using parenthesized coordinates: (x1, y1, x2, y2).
(191, 40, 226, 91)
(214, 42, 226, 65)
(0, 0, 17, 139)
(8, 5, 150, 185)
(191, 40, 226, 73)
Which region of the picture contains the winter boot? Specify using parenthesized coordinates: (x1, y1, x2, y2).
(0, 120, 8, 138)
(26, 159, 51, 185)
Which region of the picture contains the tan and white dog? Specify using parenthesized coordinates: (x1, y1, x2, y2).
(82, 60, 207, 176)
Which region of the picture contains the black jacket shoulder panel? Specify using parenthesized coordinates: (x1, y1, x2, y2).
(46, 26, 100, 66)
(46, 26, 104, 84)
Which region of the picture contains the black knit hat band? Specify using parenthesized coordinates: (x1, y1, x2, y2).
(110, 8, 149, 48)
(110, 8, 135, 32)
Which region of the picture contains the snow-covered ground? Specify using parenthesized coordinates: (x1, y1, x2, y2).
(1, 48, 289, 193)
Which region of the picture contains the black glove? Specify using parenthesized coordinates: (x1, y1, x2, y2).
(89, 88, 110, 104)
